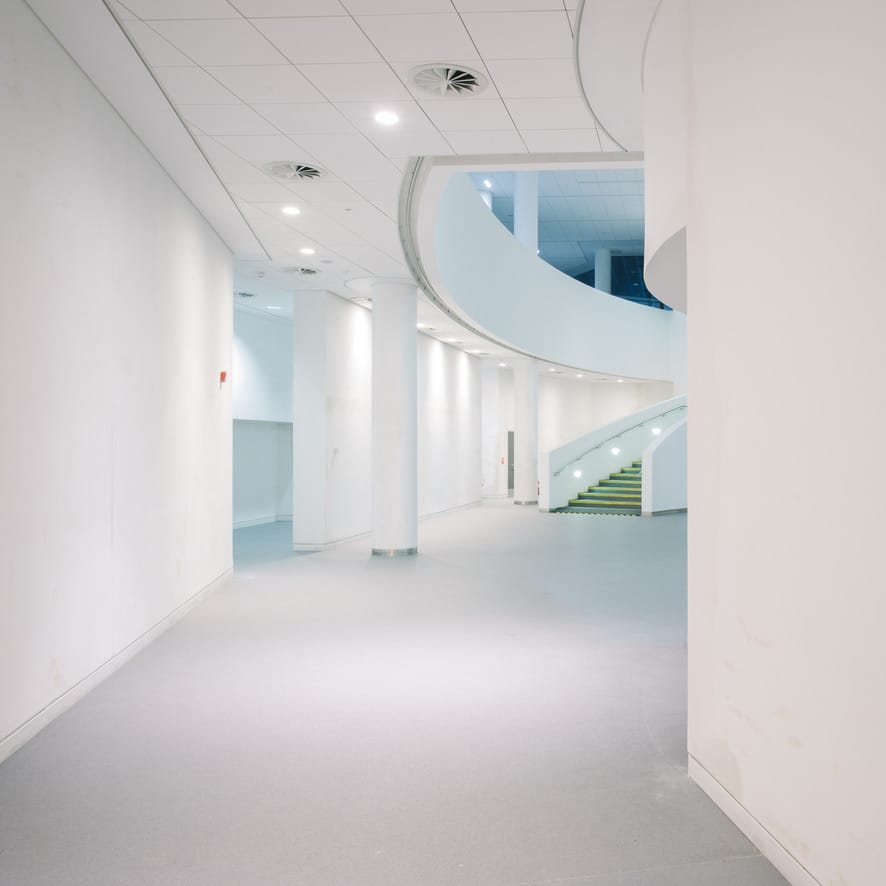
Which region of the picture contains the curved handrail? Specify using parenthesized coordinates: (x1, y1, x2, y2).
(553, 403, 687, 476)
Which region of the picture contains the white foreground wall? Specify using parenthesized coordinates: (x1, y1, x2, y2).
(684, 3, 886, 884)
(641, 419, 686, 515)
(0, 0, 232, 759)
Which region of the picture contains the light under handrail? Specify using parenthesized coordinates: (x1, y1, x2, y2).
(552, 404, 687, 477)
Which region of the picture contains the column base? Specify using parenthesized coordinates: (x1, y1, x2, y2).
(371, 547, 418, 557)
(513, 500, 538, 506)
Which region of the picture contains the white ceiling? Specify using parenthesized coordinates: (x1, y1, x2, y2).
(108, 0, 598, 298)
(471, 168, 644, 275)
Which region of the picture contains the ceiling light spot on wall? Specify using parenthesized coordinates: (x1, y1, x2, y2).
(281, 205, 300, 216)
(617, 378, 624, 383)
(611, 446, 620, 455)
(300, 247, 315, 255)
(499, 362, 506, 367)
(577, 374, 583, 378)
(374, 110, 399, 125)
(482, 179, 492, 189)
(573, 469, 583, 479)
(651, 427, 662, 435)
(266, 306, 281, 310)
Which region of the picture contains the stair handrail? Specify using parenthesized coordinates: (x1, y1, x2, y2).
(552, 403, 687, 477)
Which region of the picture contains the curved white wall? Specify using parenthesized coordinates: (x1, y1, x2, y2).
(430, 173, 677, 381)
(640, 418, 686, 514)
(642, 0, 688, 312)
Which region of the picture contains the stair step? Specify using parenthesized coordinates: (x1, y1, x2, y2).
(632, 461, 642, 467)
(582, 489, 640, 499)
(571, 498, 640, 509)
(557, 506, 641, 516)
(610, 472, 640, 480)
(599, 479, 641, 487)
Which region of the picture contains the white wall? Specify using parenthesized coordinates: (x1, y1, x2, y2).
(292, 297, 480, 549)
(233, 306, 292, 423)
(684, 4, 886, 884)
(0, 0, 232, 758)
(233, 421, 292, 528)
(641, 419, 686, 515)
(418, 335, 482, 516)
(232, 306, 292, 528)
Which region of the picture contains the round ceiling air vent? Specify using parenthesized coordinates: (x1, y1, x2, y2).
(262, 161, 324, 182)
(410, 64, 487, 97)
(283, 266, 319, 276)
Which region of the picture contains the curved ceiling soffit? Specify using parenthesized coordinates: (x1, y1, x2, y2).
(574, 0, 662, 153)
(398, 154, 662, 378)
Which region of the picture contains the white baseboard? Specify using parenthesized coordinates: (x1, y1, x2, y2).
(688, 755, 822, 886)
(233, 515, 277, 529)
(0, 567, 232, 767)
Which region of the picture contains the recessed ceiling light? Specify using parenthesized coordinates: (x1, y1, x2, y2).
(482, 179, 492, 188)
(548, 367, 556, 372)
(617, 378, 624, 383)
(299, 247, 315, 255)
(499, 362, 506, 367)
(375, 110, 399, 125)
(266, 306, 281, 310)
(281, 205, 300, 216)
(577, 374, 583, 378)
(445, 337, 458, 342)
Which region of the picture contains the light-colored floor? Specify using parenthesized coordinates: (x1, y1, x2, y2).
(0, 502, 786, 885)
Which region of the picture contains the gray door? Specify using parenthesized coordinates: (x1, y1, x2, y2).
(507, 430, 515, 495)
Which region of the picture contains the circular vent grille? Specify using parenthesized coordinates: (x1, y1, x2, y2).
(411, 64, 487, 97)
(283, 266, 319, 276)
(262, 161, 324, 181)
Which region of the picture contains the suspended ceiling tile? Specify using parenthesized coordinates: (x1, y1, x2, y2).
(154, 67, 240, 104)
(461, 11, 573, 60)
(442, 129, 526, 154)
(214, 133, 314, 168)
(453, 0, 562, 9)
(150, 19, 288, 66)
(284, 181, 364, 203)
(505, 96, 595, 130)
(297, 63, 411, 101)
(230, 0, 348, 15)
(520, 129, 603, 152)
(228, 181, 305, 202)
(205, 66, 325, 104)
(121, 0, 239, 18)
(196, 135, 276, 182)
(180, 103, 278, 135)
(484, 58, 579, 98)
(368, 128, 455, 158)
(420, 99, 514, 131)
(292, 131, 401, 180)
(253, 102, 354, 134)
(342, 0, 453, 12)
(335, 99, 433, 132)
(108, 1, 137, 19)
(122, 22, 196, 67)
(252, 17, 381, 64)
(355, 14, 479, 62)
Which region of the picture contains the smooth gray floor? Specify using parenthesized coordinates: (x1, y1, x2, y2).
(0, 503, 786, 885)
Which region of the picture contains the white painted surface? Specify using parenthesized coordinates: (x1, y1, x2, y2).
(292, 293, 372, 550)
(371, 281, 418, 554)
(513, 171, 539, 254)
(685, 5, 886, 884)
(433, 174, 674, 381)
(291, 295, 480, 549)
(641, 418, 686, 515)
(514, 358, 539, 503)
(594, 247, 612, 294)
(418, 336, 481, 517)
(233, 421, 292, 528)
(232, 306, 292, 423)
(642, 0, 688, 312)
(669, 311, 688, 395)
(0, 0, 232, 752)
(480, 364, 510, 497)
(539, 396, 687, 511)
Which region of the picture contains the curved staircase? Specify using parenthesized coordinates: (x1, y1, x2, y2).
(556, 461, 642, 515)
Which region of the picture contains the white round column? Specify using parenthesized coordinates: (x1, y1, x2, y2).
(354, 278, 418, 556)
(513, 357, 538, 505)
(594, 247, 612, 293)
